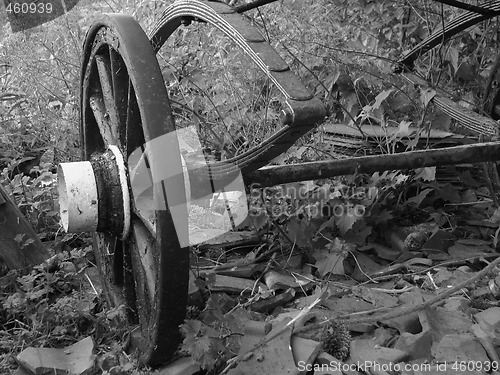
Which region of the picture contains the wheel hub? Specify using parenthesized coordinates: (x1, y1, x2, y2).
(58, 145, 131, 239)
(58, 144, 194, 241)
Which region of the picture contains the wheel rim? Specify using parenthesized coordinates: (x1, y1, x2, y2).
(80, 14, 189, 365)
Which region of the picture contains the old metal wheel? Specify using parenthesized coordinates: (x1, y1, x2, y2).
(81, 14, 189, 365)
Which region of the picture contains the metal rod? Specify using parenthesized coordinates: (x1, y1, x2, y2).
(235, 0, 278, 13)
(432, 0, 500, 15)
(246, 142, 500, 187)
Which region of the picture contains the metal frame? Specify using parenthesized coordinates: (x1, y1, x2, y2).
(229, 0, 500, 187)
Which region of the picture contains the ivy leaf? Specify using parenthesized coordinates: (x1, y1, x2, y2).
(406, 188, 433, 206)
(447, 47, 459, 73)
(302, 180, 318, 195)
(372, 89, 394, 110)
(397, 120, 411, 136)
(334, 206, 363, 234)
(435, 183, 462, 203)
(3, 292, 26, 309)
(313, 239, 348, 277)
(247, 210, 268, 231)
(406, 134, 420, 150)
(343, 222, 372, 244)
(415, 167, 436, 182)
(490, 207, 500, 224)
(315, 251, 345, 276)
(394, 173, 409, 185)
(420, 88, 436, 107)
(287, 217, 312, 247)
(181, 319, 203, 339)
(189, 335, 213, 368)
(181, 320, 222, 369)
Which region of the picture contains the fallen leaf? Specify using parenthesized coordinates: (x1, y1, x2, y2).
(264, 270, 312, 291)
(321, 296, 373, 314)
(406, 187, 433, 205)
(314, 250, 346, 277)
(250, 288, 295, 313)
(432, 333, 489, 364)
(290, 336, 321, 367)
(335, 209, 363, 234)
(228, 324, 296, 375)
(352, 286, 398, 308)
(348, 338, 408, 365)
(207, 274, 267, 295)
(448, 242, 490, 259)
(474, 307, 500, 345)
(287, 217, 314, 247)
(351, 251, 385, 281)
(17, 337, 95, 375)
(424, 306, 472, 341)
(394, 330, 433, 362)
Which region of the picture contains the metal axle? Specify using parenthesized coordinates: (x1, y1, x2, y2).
(246, 141, 500, 187)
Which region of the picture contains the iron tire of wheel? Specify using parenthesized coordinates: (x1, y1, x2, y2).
(80, 14, 188, 366)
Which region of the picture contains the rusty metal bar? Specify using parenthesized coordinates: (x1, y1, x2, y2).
(235, 0, 278, 13)
(433, 0, 500, 15)
(397, 0, 500, 69)
(246, 142, 500, 187)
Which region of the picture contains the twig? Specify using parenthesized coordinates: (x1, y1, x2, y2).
(444, 200, 493, 206)
(295, 254, 500, 332)
(251, 252, 276, 294)
(426, 271, 438, 290)
(85, 273, 99, 295)
(348, 251, 378, 283)
(370, 286, 413, 294)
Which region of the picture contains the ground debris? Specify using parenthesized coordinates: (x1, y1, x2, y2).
(16, 337, 95, 375)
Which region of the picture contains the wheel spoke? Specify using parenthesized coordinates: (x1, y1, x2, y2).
(88, 94, 117, 145)
(93, 233, 123, 305)
(95, 54, 121, 143)
(135, 209, 156, 236)
(110, 47, 130, 146)
(128, 146, 157, 233)
(131, 220, 157, 309)
(126, 84, 145, 156)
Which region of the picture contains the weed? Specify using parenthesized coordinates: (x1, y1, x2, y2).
(0, 247, 130, 371)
